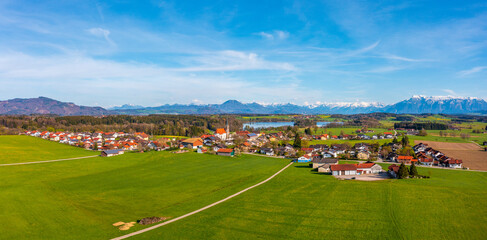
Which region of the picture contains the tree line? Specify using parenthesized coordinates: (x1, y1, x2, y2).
(394, 122, 449, 130)
(0, 115, 244, 137)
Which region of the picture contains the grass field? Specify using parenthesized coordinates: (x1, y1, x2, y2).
(0, 143, 289, 239)
(135, 163, 487, 240)
(1, 136, 487, 239)
(0, 135, 96, 164)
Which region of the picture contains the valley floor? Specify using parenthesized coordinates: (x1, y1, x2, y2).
(1, 136, 486, 239)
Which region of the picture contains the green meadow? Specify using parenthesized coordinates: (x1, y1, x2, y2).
(137, 163, 487, 240)
(0, 135, 96, 164)
(0, 142, 288, 239)
(1, 136, 486, 239)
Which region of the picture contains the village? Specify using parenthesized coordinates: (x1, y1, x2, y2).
(22, 122, 465, 180)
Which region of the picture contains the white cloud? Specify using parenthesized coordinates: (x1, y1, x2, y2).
(365, 66, 403, 73)
(257, 30, 289, 40)
(442, 89, 456, 95)
(87, 27, 115, 46)
(175, 50, 296, 72)
(0, 52, 310, 106)
(458, 66, 487, 76)
(380, 54, 427, 62)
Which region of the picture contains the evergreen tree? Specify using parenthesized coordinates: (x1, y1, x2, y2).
(398, 163, 409, 179)
(293, 133, 302, 148)
(401, 136, 409, 147)
(392, 137, 399, 144)
(409, 162, 418, 177)
(305, 128, 312, 135)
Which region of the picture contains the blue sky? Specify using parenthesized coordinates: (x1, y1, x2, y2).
(0, 0, 486, 107)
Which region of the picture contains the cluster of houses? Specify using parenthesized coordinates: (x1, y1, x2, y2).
(307, 130, 396, 141)
(413, 143, 463, 168)
(22, 130, 165, 153)
(294, 142, 375, 162)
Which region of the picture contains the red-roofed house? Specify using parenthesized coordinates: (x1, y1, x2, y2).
(445, 159, 463, 168)
(397, 155, 415, 164)
(388, 164, 400, 178)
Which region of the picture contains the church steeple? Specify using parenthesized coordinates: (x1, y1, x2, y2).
(226, 117, 230, 134)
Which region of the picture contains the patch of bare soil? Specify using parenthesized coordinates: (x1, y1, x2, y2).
(138, 216, 169, 225)
(415, 140, 487, 171)
(112, 221, 136, 231)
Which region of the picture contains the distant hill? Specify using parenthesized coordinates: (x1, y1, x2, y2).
(108, 104, 144, 110)
(1, 96, 486, 115)
(0, 97, 111, 116)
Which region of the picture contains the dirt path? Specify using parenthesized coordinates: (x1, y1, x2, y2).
(110, 161, 294, 240)
(0, 155, 99, 167)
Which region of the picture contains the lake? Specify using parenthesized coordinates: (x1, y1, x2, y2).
(243, 121, 341, 129)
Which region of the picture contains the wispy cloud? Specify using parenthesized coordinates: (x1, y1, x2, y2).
(365, 66, 404, 73)
(442, 89, 456, 95)
(257, 30, 289, 40)
(458, 66, 487, 76)
(379, 54, 428, 62)
(0, 52, 307, 106)
(87, 27, 115, 46)
(175, 50, 295, 72)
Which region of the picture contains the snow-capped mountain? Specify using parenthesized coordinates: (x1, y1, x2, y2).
(108, 104, 144, 110)
(115, 97, 487, 115)
(384, 96, 487, 114)
(1, 96, 486, 115)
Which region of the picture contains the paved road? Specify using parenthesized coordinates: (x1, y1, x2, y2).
(110, 161, 294, 240)
(0, 155, 99, 167)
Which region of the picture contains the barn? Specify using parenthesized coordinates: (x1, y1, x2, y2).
(330, 164, 357, 176)
(101, 149, 124, 157)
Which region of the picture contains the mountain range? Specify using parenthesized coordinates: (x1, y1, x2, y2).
(1, 96, 486, 116)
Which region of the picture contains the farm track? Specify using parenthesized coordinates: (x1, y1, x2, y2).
(110, 161, 294, 240)
(0, 155, 99, 166)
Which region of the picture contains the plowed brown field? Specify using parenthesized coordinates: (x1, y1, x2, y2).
(415, 140, 487, 170)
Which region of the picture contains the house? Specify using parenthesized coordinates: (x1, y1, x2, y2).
(216, 148, 234, 157)
(247, 133, 258, 140)
(297, 153, 312, 163)
(397, 155, 414, 164)
(203, 136, 220, 146)
(181, 138, 203, 149)
(213, 144, 226, 152)
(135, 132, 149, 140)
(101, 149, 124, 157)
(260, 148, 275, 156)
(384, 132, 394, 139)
(330, 164, 357, 176)
(197, 148, 207, 154)
(419, 157, 434, 166)
(445, 159, 463, 168)
(311, 158, 339, 169)
(388, 164, 400, 178)
(356, 163, 382, 174)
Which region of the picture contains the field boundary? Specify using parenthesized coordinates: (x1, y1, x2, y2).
(110, 161, 294, 240)
(0, 155, 99, 167)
